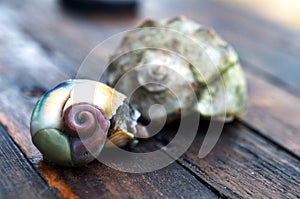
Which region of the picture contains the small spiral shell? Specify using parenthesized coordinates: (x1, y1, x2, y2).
(30, 79, 143, 166)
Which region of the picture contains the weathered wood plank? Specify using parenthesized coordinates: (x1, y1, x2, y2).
(0, 125, 57, 199)
(0, 5, 217, 199)
(156, 123, 300, 198)
(244, 71, 300, 157)
(37, 157, 217, 199)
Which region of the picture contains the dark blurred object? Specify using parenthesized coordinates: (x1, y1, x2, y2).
(61, 0, 138, 12)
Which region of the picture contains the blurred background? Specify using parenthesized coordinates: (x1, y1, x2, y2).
(60, 0, 300, 31)
(220, 0, 300, 31)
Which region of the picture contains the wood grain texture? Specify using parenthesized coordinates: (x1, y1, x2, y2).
(0, 125, 57, 199)
(245, 71, 300, 157)
(36, 157, 217, 199)
(156, 122, 300, 198)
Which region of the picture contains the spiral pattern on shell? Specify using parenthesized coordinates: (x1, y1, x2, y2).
(63, 103, 109, 165)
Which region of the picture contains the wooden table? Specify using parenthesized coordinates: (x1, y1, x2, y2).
(0, 0, 299, 198)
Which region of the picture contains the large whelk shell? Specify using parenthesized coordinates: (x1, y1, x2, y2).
(107, 17, 247, 122)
